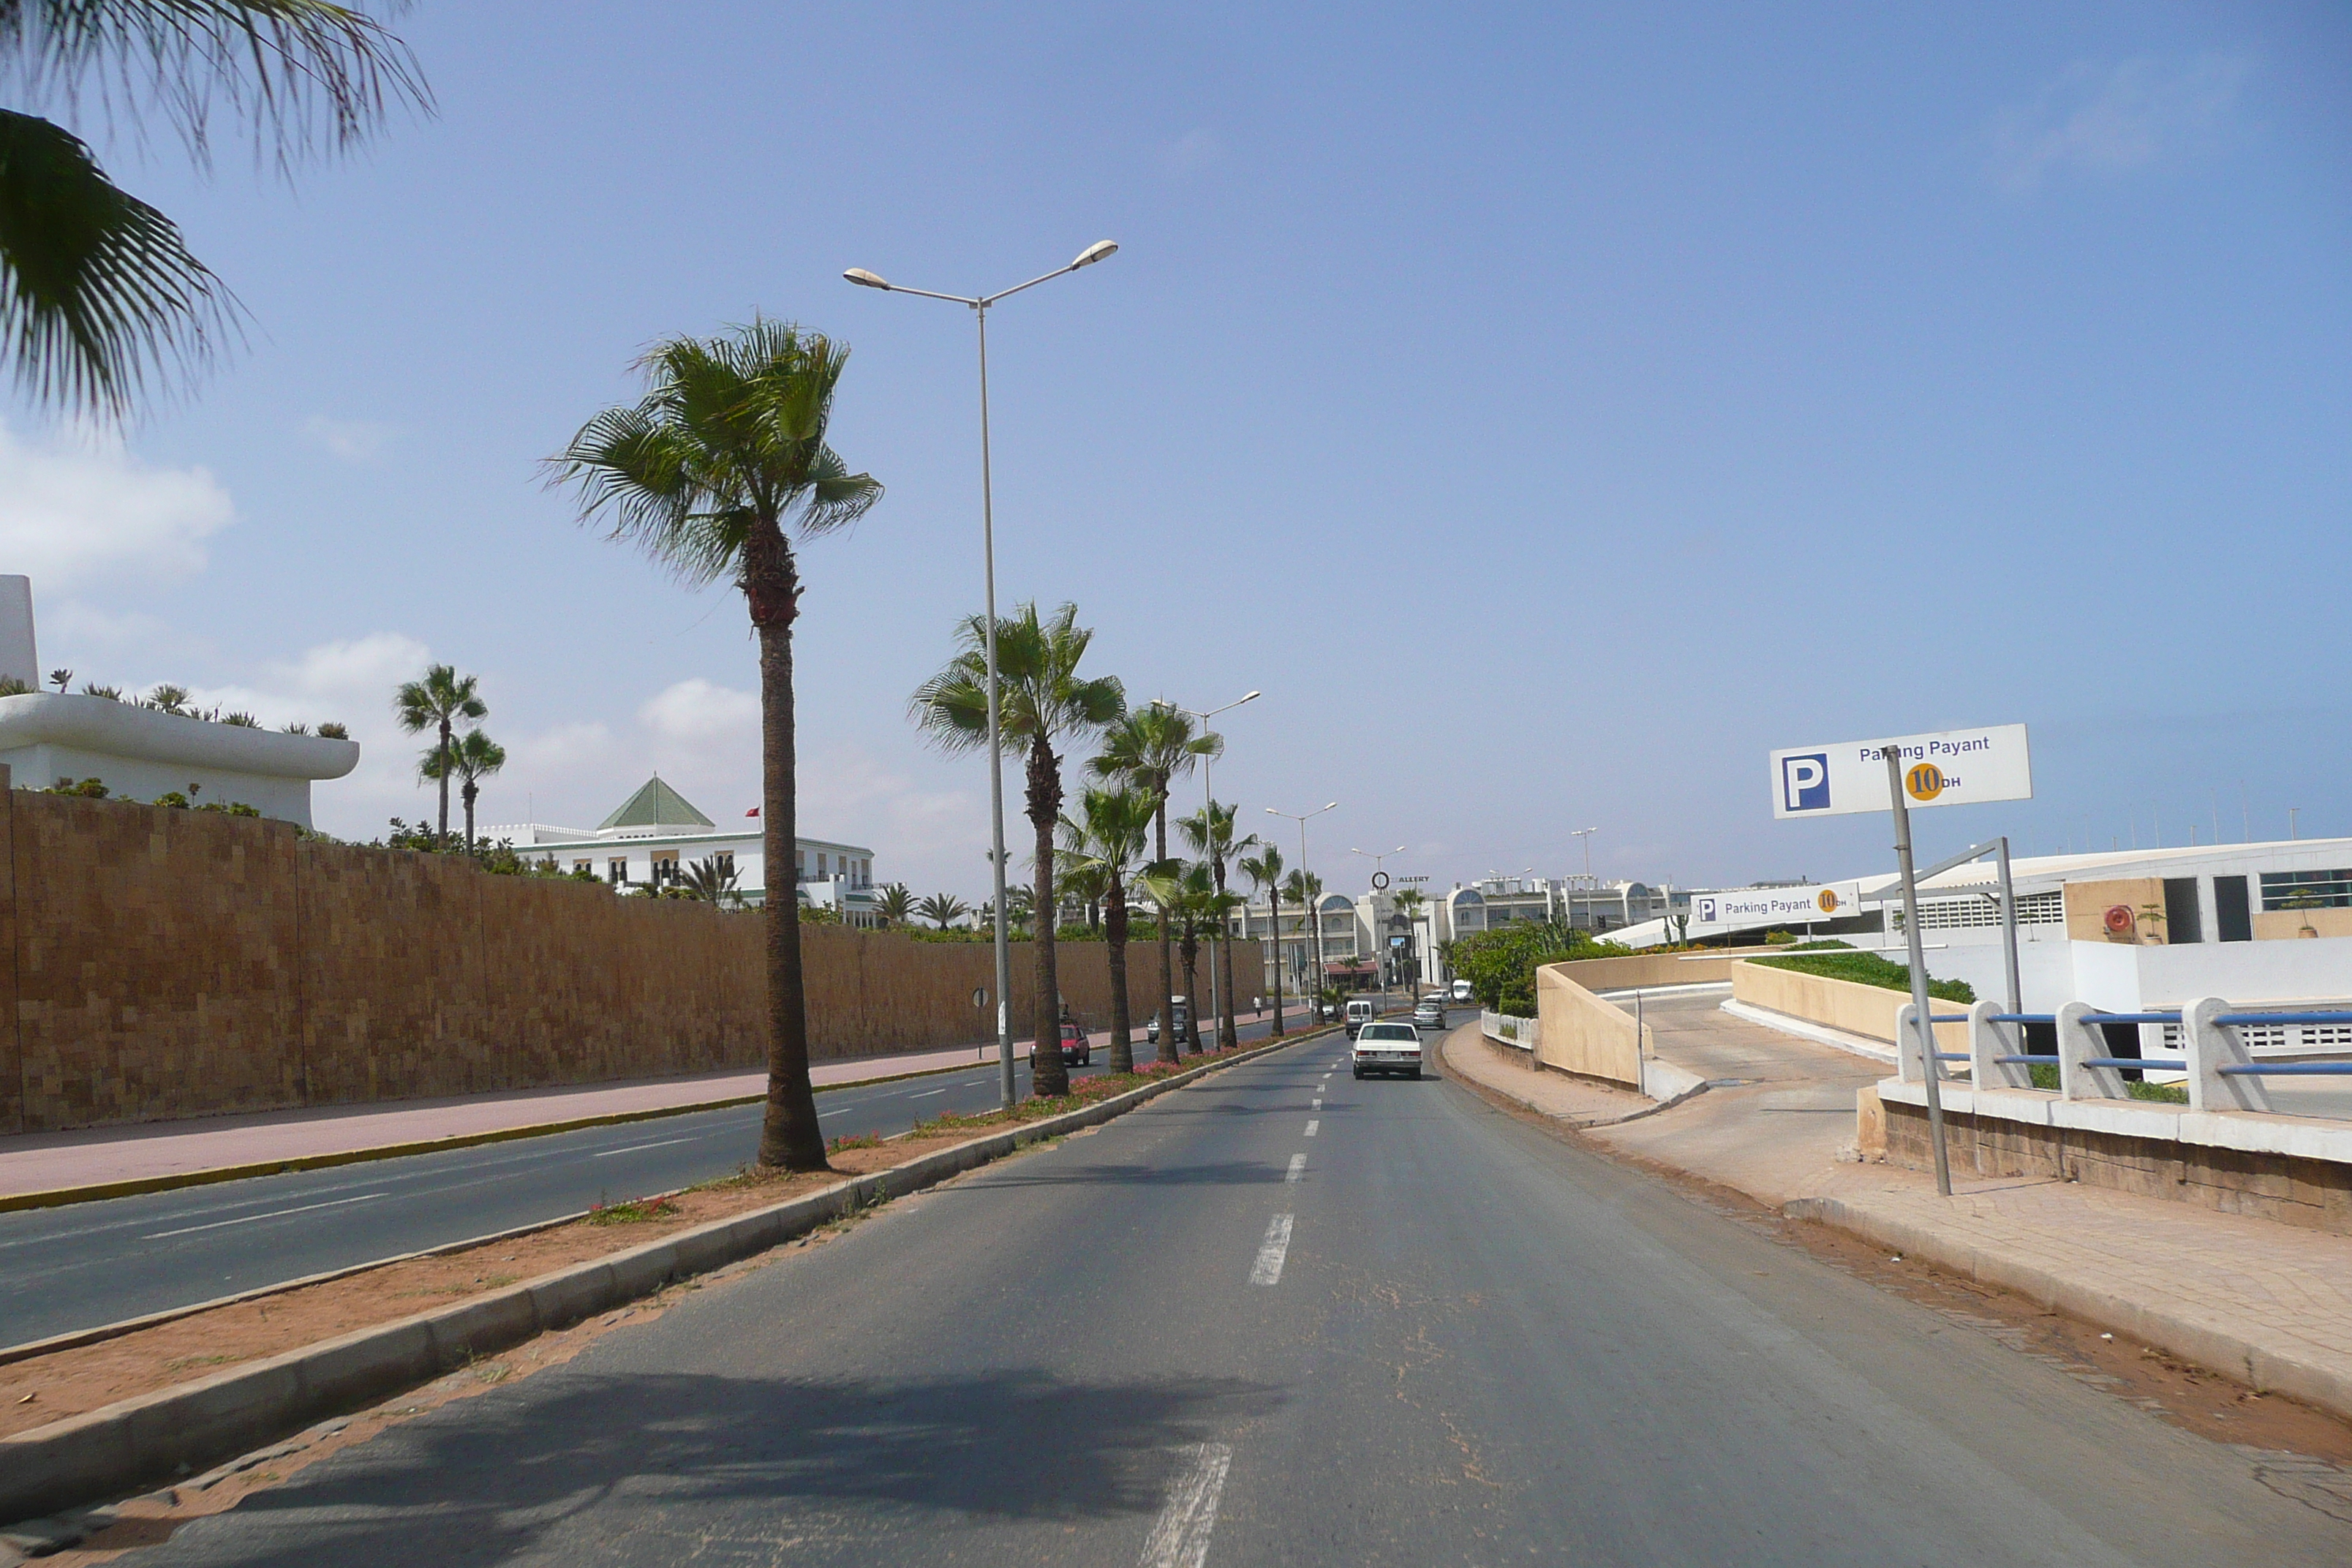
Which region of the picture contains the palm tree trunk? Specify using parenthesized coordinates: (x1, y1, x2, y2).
(1028, 734, 1070, 1098)
(1213, 854, 1238, 1049)
(1106, 875, 1133, 1074)
(436, 716, 452, 843)
(749, 543, 826, 1171)
(1269, 889, 1284, 1036)
(462, 780, 478, 856)
(1153, 793, 1177, 1066)
(1180, 927, 1202, 1054)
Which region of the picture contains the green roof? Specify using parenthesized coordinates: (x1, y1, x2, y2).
(598, 774, 715, 831)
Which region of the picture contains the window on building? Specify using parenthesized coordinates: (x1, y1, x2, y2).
(573, 860, 592, 876)
(818, 853, 829, 877)
(2260, 870, 2352, 912)
(652, 851, 679, 886)
(608, 858, 627, 883)
(715, 852, 735, 878)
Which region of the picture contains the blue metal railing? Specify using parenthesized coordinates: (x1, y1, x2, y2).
(2220, 1062, 2352, 1076)
(1988, 1013, 2055, 1025)
(1994, 1054, 2058, 1064)
(2084, 1058, 2186, 1073)
(2082, 1011, 2183, 1025)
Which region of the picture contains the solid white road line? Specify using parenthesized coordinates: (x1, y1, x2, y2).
(1249, 1214, 1294, 1286)
(1304, 1119, 1319, 1137)
(145, 1191, 385, 1239)
(592, 1136, 696, 1158)
(1139, 1441, 1235, 1568)
(909, 1087, 951, 1098)
(1285, 1153, 1306, 1183)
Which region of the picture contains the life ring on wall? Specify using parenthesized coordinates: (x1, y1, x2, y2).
(2103, 904, 2136, 937)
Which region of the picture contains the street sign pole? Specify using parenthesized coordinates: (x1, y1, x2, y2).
(1885, 746, 1953, 1196)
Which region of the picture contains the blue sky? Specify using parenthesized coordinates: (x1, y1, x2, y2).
(2, 2, 2345, 899)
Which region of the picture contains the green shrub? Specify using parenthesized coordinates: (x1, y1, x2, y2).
(1751, 948, 1974, 1004)
(45, 777, 108, 798)
(1443, 921, 1634, 1014)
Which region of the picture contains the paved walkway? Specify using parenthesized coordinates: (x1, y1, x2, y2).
(0, 1009, 1279, 1199)
(1441, 994, 2352, 1419)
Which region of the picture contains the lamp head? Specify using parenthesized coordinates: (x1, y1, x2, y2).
(1071, 240, 1120, 268)
(843, 268, 892, 290)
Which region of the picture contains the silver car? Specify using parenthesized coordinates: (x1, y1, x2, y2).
(1412, 997, 1446, 1030)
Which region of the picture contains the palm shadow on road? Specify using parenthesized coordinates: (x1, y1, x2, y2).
(147, 1369, 1281, 1567)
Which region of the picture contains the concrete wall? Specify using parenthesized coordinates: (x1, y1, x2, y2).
(2063, 877, 2165, 943)
(0, 785, 1259, 1134)
(1538, 949, 1778, 992)
(1729, 960, 1970, 1054)
(1533, 963, 1643, 1087)
(2255, 907, 2352, 941)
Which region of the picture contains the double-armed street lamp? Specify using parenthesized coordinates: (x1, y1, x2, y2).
(1150, 691, 1259, 1045)
(845, 241, 1120, 1109)
(1267, 801, 1337, 1013)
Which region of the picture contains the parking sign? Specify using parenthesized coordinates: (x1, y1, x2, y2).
(1768, 725, 2032, 818)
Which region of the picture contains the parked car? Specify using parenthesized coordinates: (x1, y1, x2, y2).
(1343, 997, 1377, 1039)
(1450, 979, 1475, 1004)
(1146, 996, 1191, 1046)
(1319, 998, 1340, 1022)
(1413, 995, 1447, 1030)
(1058, 1022, 1090, 1067)
(1352, 1019, 1423, 1079)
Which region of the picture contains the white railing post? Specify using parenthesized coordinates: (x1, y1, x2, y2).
(1895, 1001, 1929, 1084)
(1969, 998, 2022, 1089)
(2183, 995, 2273, 1114)
(2057, 1000, 2124, 1101)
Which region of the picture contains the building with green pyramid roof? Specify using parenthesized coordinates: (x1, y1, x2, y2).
(479, 774, 878, 922)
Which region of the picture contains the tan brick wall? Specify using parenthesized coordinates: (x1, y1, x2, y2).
(0, 785, 1260, 1133)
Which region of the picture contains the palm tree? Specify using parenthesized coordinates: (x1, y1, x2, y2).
(415, 726, 505, 852)
(1238, 842, 1286, 1036)
(1284, 868, 1323, 1009)
(393, 665, 485, 845)
(1395, 887, 1428, 992)
(1091, 707, 1220, 1066)
(912, 601, 1123, 1099)
(1144, 861, 1226, 1054)
(1179, 799, 1254, 1050)
(916, 892, 970, 930)
(874, 881, 915, 927)
(549, 319, 881, 1173)
(1059, 785, 1154, 1072)
(679, 856, 742, 905)
(0, 3, 428, 418)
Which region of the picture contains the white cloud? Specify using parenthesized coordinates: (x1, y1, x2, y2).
(0, 421, 233, 589)
(1161, 127, 1222, 178)
(303, 416, 394, 463)
(638, 677, 760, 744)
(1990, 54, 2254, 191)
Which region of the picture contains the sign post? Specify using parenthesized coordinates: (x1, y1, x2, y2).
(1768, 723, 2035, 1200)
(1883, 746, 1953, 1196)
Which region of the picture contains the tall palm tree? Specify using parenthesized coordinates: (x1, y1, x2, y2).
(1144, 860, 1224, 1055)
(1058, 784, 1154, 1073)
(1091, 707, 1220, 1066)
(549, 319, 881, 1173)
(393, 664, 484, 845)
(912, 601, 1123, 1099)
(1394, 887, 1428, 991)
(1238, 842, 1286, 1036)
(1283, 868, 1323, 1010)
(873, 881, 915, 927)
(415, 726, 504, 852)
(916, 892, 970, 930)
(1180, 800, 1254, 1049)
(0, 2, 429, 418)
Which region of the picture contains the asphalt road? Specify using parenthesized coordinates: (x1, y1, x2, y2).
(0, 1008, 1333, 1351)
(123, 1028, 2352, 1567)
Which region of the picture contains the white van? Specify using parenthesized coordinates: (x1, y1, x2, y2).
(1343, 998, 1376, 1039)
(1450, 979, 1475, 1004)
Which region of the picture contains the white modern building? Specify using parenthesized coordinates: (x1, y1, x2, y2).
(0, 576, 358, 827)
(483, 775, 880, 923)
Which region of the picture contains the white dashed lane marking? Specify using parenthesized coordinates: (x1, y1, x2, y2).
(1312, 1098, 1322, 1109)
(145, 1191, 385, 1240)
(593, 1137, 696, 1158)
(1286, 1153, 1305, 1183)
(1304, 1120, 1319, 1137)
(1249, 1213, 1294, 1285)
(1139, 1441, 1234, 1568)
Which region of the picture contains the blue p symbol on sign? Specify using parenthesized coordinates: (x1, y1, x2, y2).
(1782, 753, 1829, 812)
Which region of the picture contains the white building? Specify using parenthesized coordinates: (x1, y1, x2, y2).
(483, 775, 880, 923)
(0, 576, 358, 827)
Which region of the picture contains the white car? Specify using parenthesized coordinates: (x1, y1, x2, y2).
(1352, 1020, 1423, 1079)
(1450, 979, 1474, 1004)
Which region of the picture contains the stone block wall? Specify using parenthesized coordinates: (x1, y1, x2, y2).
(0, 784, 1259, 1133)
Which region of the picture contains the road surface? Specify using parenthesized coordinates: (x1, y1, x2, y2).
(0, 1009, 1327, 1350)
(121, 1029, 2352, 1566)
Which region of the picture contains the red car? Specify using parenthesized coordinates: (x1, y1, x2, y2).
(1058, 1022, 1091, 1066)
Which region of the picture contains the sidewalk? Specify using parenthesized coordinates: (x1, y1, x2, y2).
(1, 1006, 1284, 1202)
(1441, 998, 2352, 1421)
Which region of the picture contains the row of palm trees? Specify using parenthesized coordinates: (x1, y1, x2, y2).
(908, 601, 1316, 1099)
(394, 663, 506, 852)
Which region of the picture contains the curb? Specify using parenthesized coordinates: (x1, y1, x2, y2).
(1718, 998, 1898, 1066)
(1435, 1031, 1687, 1130)
(0, 1041, 1074, 1215)
(0, 1030, 1324, 1527)
(1780, 1194, 2352, 1425)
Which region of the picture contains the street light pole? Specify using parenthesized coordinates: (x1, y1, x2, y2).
(1150, 693, 1258, 1047)
(1268, 802, 1337, 1019)
(846, 241, 1119, 1109)
(1351, 845, 1406, 1008)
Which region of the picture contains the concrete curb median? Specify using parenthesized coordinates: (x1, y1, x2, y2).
(0, 1029, 1329, 1527)
(1781, 1193, 2352, 1425)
